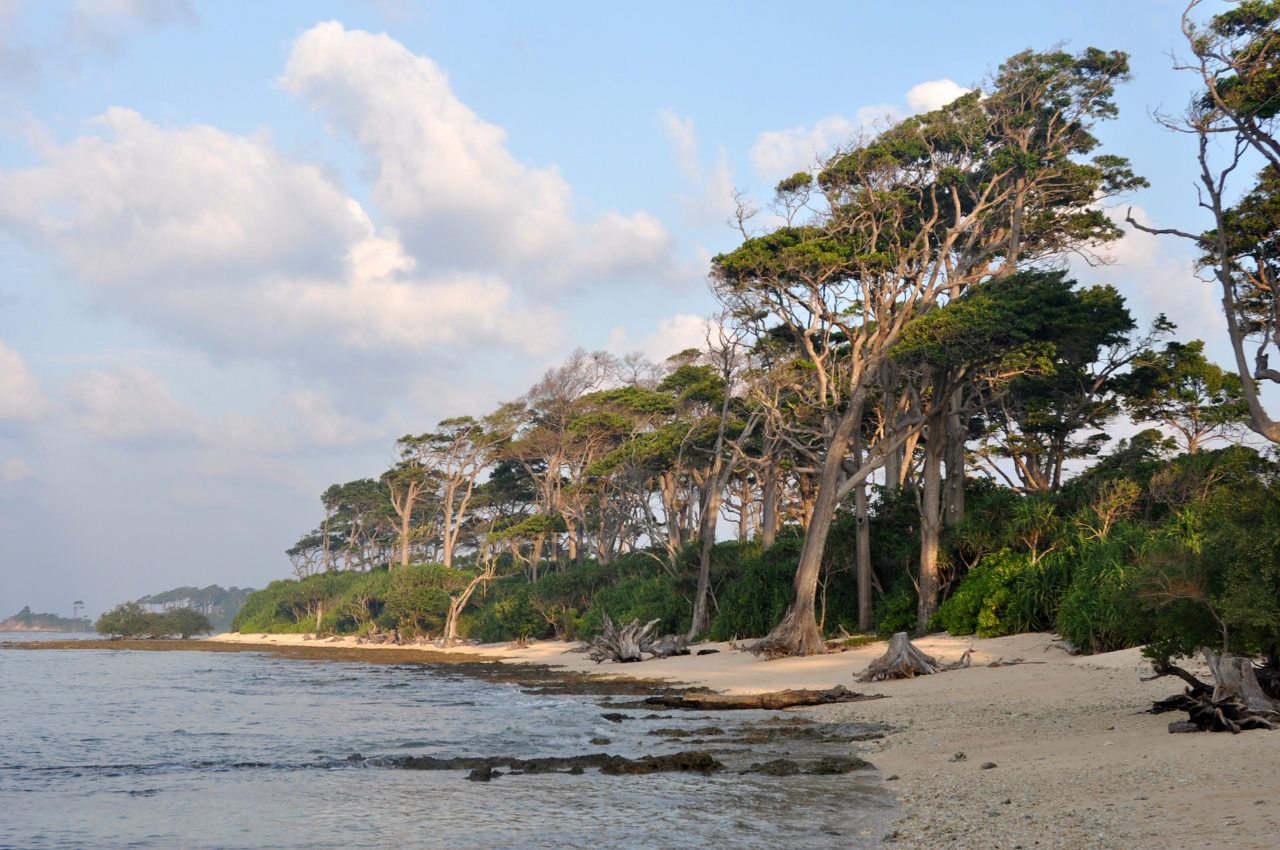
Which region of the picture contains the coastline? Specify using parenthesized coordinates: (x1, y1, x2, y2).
(13, 629, 1277, 847)
(201, 630, 1280, 849)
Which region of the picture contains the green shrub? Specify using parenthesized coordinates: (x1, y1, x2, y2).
(934, 549, 1031, 637)
(1054, 532, 1142, 654)
(873, 575, 917, 635)
(707, 538, 800, 640)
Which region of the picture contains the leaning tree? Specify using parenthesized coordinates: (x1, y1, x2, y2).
(712, 47, 1146, 655)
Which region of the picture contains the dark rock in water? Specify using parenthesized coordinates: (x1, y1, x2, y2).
(748, 759, 801, 776)
(589, 737, 611, 745)
(468, 765, 498, 782)
(696, 649, 720, 656)
(370, 749, 724, 778)
(600, 712, 628, 723)
(599, 751, 724, 776)
(806, 756, 872, 774)
(1168, 720, 1203, 733)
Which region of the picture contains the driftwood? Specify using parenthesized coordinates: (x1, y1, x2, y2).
(645, 685, 885, 711)
(588, 613, 693, 663)
(588, 613, 660, 663)
(1148, 650, 1280, 733)
(649, 633, 690, 659)
(856, 632, 972, 682)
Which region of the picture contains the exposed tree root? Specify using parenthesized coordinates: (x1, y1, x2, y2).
(856, 632, 971, 682)
(1149, 649, 1280, 733)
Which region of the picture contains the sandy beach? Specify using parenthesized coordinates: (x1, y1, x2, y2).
(206, 631, 1280, 849)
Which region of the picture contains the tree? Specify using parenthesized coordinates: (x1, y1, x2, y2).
(1116, 340, 1251, 452)
(712, 47, 1143, 655)
(1131, 1, 1280, 442)
(164, 607, 214, 638)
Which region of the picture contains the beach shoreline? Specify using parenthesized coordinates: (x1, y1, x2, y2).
(200, 630, 1280, 849)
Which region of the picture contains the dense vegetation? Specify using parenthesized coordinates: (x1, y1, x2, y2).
(236, 5, 1280, 670)
(96, 603, 214, 639)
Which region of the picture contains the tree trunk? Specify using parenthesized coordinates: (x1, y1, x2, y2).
(855, 478, 872, 632)
(753, 406, 862, 657)
(916, 406, 945, 636)
(761, 465, 779, 552)
(944, 388, 966, 526)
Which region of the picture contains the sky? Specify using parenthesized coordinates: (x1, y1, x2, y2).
(0, 0, 1244, 619)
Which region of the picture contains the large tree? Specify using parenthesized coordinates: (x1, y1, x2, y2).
(713, 47, 1144, 655)
(1132, 0, 1280, 441)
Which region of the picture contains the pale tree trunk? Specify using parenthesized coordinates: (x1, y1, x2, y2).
(854, 427, 873, 632)
(916, 405, 946, 636)
(443, 561, 497, 646)
(753, 406, 862, 656)
(944, 387, 966, 526)
(687, 486, 721, 640)
(761, 464, 779, 552)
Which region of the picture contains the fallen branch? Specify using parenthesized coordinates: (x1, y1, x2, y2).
(645, 685, 885, 711)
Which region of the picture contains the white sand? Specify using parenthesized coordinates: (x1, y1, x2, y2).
(206, 631, 1280, 849)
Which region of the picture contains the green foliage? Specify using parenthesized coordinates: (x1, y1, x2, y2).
(934, 549, 1031, 637)
(94, 603, 212, 638)
(873, 576, 918, 635)
(707, 538, 800, 640)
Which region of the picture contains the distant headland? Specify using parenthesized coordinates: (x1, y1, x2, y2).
(1, 606, 93, 632)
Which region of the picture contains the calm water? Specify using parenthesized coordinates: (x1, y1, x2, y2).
(1, 633, 895, 849)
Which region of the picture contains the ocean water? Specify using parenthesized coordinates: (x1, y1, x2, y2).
(0, 634, 895, 849)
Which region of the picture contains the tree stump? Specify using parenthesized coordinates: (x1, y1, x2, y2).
(856, 632, 971, 682)
(588, 613, 660, 663)
(1149, 650, 1280, 733)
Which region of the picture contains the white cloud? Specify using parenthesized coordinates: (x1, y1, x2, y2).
(749, 79, 970, 182)
(906, 78, 970, 113)
(1075, 206, 1227, 359)
(0, 341, 48, 420)
(0, 457, 34, 484)
(0, 108, 561, 363)
(749, 107, 898, 180)
(0, 107, 366, 289)
(660, 109, 736, 227)
(63, 365, 202, 442)
(608, 314, 713, 364)
(281, 21, 677, 288)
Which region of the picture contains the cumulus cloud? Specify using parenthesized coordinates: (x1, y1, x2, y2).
(749, 106, 898, 180)
(0, 341, 48, 421)
(1075, 206, 1226, 358)
(906, 78, 970, 113)
(608, 314, 714, 364)
(281, 21, 677, 287)
(0, 107, 561, 362)
(0, 107, 365, 288)
(63, 365, 203, 442)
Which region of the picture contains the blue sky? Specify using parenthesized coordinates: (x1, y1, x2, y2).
(0, 0, 1235, 618)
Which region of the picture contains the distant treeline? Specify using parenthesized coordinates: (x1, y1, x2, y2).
(1, 606, 92, 632)
(136, 585, 253, 633)
(235, 442, 1280, 668)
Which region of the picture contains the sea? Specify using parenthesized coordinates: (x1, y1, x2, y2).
(0, 632, 896, 849)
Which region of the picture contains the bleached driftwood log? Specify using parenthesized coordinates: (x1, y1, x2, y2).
(856, 632, 971, 682)
(588, 613, 660, 663)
